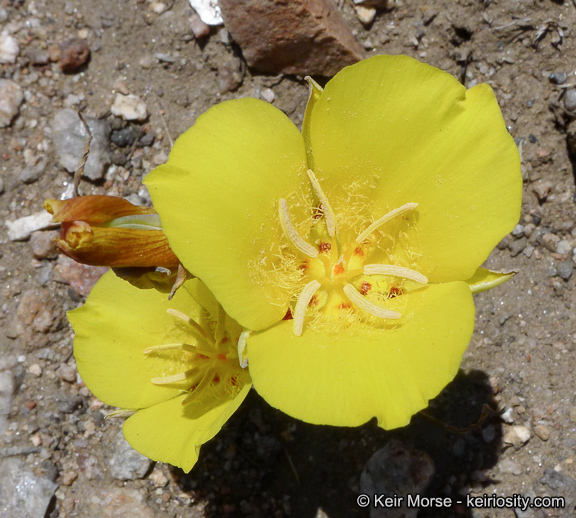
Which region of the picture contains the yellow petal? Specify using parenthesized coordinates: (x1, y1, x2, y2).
(123, 385, 251, 473)
(69, 271, 207, 409)
(308, 55, 522, 283)
(247, 281, 475, 429)
(466, 267, 517, 294)
(145, 98, 308, 330)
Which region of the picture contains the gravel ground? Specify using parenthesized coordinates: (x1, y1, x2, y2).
(1, 1, 576, 517)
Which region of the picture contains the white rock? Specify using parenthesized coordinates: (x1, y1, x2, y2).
(261, 88, 275, 103)
(188, 0, 223, 25)
(111, 93, 148, 121)
(0, 79, 24, 128)
(503, 425, 531, 447)
(556, 239, 572, 255)
(500, 407, 514, 424)
(150, 1, 168, 14)
(355, 6, 377, 25)
(0, 33, 19, 64)
(6, 210, 55, 241)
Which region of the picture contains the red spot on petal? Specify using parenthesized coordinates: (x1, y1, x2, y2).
(197, 354, 210, 360)
(299, 260, 309, 271)
(221, 336, 229, 343)
(360, 281, 372, 295)
(318, 242, 331, 254)
(308, 294, 319, 307)
(213, 375, 220, 383)
(333, 263, 345, 276)
(283, 308, 293, 320)
(338, 303, 352, 310)
(354, 246, 364, 258)
(388, 285, 405, 298)
(230, 376, 238, 386)
(217, 353, 227, 360)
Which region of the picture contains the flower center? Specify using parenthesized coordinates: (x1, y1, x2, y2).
(143, 307, 249, 406)
(279, 169, 428, 336)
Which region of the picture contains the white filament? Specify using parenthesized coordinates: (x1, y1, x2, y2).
(279, 198, 319, 258)
(356, 202, 418, 243)
(307, 169, 337, 237)
(293, 280, 322, 336)
(363, 264, 428, 284)
(343, 283, 401, 320)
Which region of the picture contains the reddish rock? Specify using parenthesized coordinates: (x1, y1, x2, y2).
(59, 38, 90, 73)
(29, 230, 60, 260)
(8, 288, 64, 349)
(219, 0, 365, 76)
(53, 255, 108, 297)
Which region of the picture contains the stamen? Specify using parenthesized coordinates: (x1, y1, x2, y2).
(279, 198, 318, 258)
(167, 308, 214, 345)
(293, 280, 322, 336)
(343, 283, 401, 320)
(237, 330, 251, 368)
(306, 169, 337, 237)
(143, 343, 198, 355)
(356, 202, 418, 244)
(363, 264, 428, 284)
(151, 368, 200, 385)
(181, 367, 216, 406)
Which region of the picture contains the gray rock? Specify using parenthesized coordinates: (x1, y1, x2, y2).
(550, 72, 567, 85)
(108, 431, 152, 480)
(360, 440, 435, 518)
(565, 89, 576, 114)
(51, 109, 111, 181)
(557, 259, 574, 280)
(0, 458, 58, 518)
(0, 370, 14, 435)
(0, 79, 24, 128)
(19, 159, 47, 184)
(509, 237, 527, 257)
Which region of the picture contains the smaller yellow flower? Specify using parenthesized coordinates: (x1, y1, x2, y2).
(69, 271, 251, 472)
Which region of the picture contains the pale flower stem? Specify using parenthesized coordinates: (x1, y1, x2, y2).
(343, 283, 401, 320)
(167, 308, 215, 345)
(355, 202, 418, 244)
(279, 198, 318, 258)
(363, 264, 428, 284)
(293, 280, 322, 336)
(306, 169, 337, 237)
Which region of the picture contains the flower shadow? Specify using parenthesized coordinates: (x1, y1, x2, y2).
(171, 369, 501, 517)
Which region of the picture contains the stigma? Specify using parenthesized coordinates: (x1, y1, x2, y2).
(279, 169, 428, 336)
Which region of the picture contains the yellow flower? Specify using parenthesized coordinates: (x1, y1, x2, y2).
(68, 271, 251, 472)
(144, 55, 522, 429)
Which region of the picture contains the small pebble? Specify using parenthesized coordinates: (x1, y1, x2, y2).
(533, 424, 550, 441)
(550, 72, 567, 85)
(19, 159, 47, 184)
(189, 14, 210, 39)
(30, 230, 59, 259)
(149, 468, 168, 487)
(28, 364, 43, 377)
(501, 407, 514, 424)
(0, 33, 19, 64)
(139, 54, 155, 69)
(557, 259, 573, 280)
(564, 89, 576, 114)
(56, 363, 76, 383)
(355, 6, 377, 25)
(503, 425, 531, 447)
(261, 88, 275, 103)
(509, 237, 527, 257)
(0, 79, 24, 128)
(556, 239, 572, 255)
(6, 211, 55, 241)
(532, 181, 553, 202)
(59, 38, 90, 73)
(569, 408, 576, 423)
(111, 94, 148, 121)
(512, 224, 525, 237)
(499, 458, 522, 475)
(111, 127, 136, 147)
(523, 245, 534, 258)
(150, 1, 167, 14)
